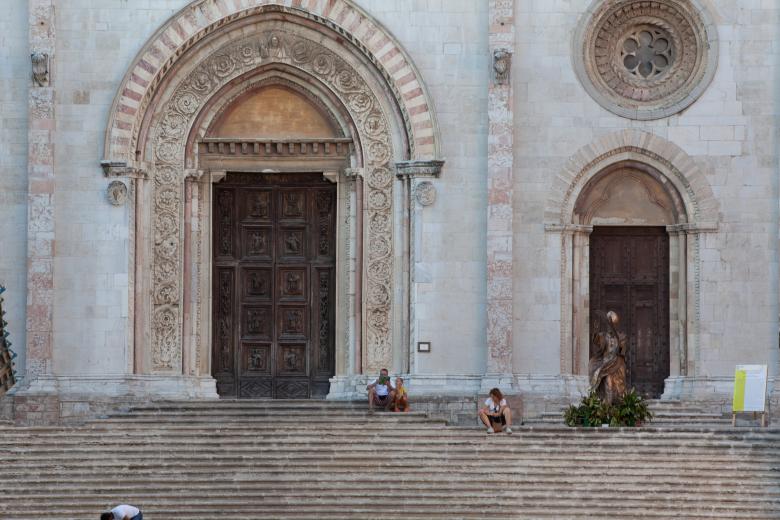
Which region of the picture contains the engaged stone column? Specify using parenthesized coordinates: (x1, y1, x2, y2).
(25, 1, 56, 381)
(485, 0, 515, 381)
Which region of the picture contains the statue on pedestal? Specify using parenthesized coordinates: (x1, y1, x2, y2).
(588, 310, 628, 405)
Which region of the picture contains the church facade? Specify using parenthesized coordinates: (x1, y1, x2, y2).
(1, 0, 778, 423)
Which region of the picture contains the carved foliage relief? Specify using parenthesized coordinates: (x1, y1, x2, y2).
(151, 30, 395, 372)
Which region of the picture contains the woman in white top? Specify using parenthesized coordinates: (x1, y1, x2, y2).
(478, 387, 513, 434)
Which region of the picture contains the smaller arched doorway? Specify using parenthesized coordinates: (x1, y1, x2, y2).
(574, 161, 687, 397)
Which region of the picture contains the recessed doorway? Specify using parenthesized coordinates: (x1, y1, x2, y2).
(211, 173, 336, 399)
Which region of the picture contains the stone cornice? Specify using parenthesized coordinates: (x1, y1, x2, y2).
(100, 160, 148, 179)
(394, 160, 445, 179)
(198, 138, 353, 160)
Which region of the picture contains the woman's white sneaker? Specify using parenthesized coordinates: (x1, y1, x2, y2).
(486, 427, 495, 434)
(504, 427, 513, 434)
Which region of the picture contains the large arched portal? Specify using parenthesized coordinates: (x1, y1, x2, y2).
(101, 2, 443, 399)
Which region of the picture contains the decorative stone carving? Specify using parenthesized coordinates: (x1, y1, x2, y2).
(414, 181, 436, 207)
(107, 181, 128, 206)
(395, 160, 445, 178)
(493, 49, 511, 85)
(149, 28, 395, 373)
(31, 53, 49, 87)
(573, 0, 718, 120)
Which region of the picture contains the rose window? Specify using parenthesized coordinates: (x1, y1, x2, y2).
(622, 27, 673, 79)
(572, 0, 718, 120)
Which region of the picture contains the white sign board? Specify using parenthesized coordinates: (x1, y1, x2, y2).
(732, 364, 768, 413)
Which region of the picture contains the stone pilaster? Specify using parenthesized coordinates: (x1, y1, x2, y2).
(396, 161, 444, 375)
(25, 0, 56, 381)
(486, 0, 514, 378)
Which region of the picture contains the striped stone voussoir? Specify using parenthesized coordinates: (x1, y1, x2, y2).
(104, 0, 439, 164)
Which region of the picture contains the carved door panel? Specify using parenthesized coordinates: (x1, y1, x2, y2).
(212, 173, 336, 399)
(589, 227, 669, 398)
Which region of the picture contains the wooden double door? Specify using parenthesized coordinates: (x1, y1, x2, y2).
(212, 173, 336, 399)
(589, 227, 670, 398)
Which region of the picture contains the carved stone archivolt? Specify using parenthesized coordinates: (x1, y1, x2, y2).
(150, 28, 395, 373)
(573, 0, 718, 120)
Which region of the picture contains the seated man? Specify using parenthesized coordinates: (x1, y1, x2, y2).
(367, 368, 396, 411)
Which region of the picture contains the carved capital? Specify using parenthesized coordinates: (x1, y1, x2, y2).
(208, 170, 227, 184)
(395, 160, 445, 179)
(343, 167, 364, 180)
(100, 160, 148, 179)
(493, 49, 511, 85)
(184, 169, 205, 180)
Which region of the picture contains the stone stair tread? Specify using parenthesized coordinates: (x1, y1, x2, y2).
(2, 401, 778, 518)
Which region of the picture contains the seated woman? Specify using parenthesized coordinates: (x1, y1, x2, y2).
(478, 388, 513, 434)
(392, 376, 410, 412)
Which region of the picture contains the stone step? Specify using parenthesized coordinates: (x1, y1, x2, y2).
(1, 402, 777, 519)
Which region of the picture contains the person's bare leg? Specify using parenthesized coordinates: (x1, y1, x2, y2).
(386, 390, 397, 410)
(503, 408, 512, 427)
(400, 397, 409, 412)
(368, 388, 376, 411)
(478, 410, 491, 428)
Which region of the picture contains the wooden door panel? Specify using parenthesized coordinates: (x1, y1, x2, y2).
(239, 378, 272, 398)
(278, 228, 305, 261)
(243, 189, 272, 221)
(275, 379, 309, 399)
(242, 226, 273, 260)
(214, 175, 335, 399)
(242, 305, 273, 340)
(241, 343, 272, 376)
(278, 305, 307, 339)
(242, 267, 272, 301)
(590, 227, 669, 398)
(277, 267, 307, 301)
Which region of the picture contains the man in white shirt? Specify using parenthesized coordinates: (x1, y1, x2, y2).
(367, 367, 396, 411)
(101, 504, 142, 520)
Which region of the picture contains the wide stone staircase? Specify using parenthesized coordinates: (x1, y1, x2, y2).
(1, 400, 779, 519)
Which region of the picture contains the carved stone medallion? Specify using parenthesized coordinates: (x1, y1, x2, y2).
(573, 0, 717, 120)
(150, 27, 395, 373)
(415, 181, 436, 207)
(107, 180, 128, 206)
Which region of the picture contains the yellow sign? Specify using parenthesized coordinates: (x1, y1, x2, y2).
(732, 365, 767, 413)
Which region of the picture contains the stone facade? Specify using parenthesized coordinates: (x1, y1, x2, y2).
(0, 0, 778, 423)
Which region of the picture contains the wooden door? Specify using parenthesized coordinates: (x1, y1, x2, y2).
(589, 227, 670, 398)
(212, 173, 336, 399)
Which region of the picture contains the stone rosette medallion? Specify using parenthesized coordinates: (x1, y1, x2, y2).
(573, 0, 718, 120)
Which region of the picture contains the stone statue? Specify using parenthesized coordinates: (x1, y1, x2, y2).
(588, 310, 628, 405)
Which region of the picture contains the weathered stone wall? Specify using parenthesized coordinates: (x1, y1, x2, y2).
(0, 0, 29, 384)
(51, 1, 189, 376)
(513, 0, 780, 396)
(356, 0, 489, 375)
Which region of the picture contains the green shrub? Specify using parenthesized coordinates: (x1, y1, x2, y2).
(563, 389, 653, 427)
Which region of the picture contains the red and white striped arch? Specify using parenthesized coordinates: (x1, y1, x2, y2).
(103, 0, 440, 165)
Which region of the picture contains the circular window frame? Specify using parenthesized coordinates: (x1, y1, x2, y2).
(572, 0, 718, 120)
